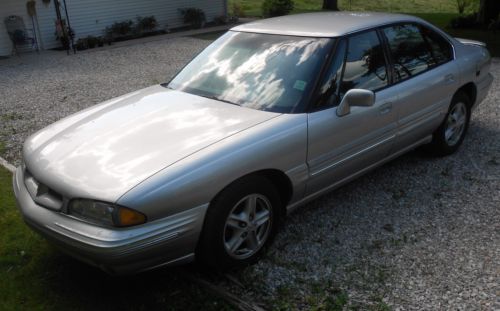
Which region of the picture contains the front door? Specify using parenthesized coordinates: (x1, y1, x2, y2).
(306, 30, 398, 195)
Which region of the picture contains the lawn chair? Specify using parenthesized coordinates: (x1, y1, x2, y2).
(4, 15, 39, 55)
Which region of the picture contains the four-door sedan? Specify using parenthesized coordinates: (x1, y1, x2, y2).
(14, 12, 493, 274)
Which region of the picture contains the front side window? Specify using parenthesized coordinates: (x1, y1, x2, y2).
(339, 30, 388, 99)
(313, 39, 347, 110)
(383, 24, 434, 81)
(168, 31, 334, 113)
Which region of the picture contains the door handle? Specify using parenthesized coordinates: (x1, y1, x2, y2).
(379, 102, 392, 114)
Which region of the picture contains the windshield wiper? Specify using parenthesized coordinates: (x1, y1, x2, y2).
(200, 94, 240, 106)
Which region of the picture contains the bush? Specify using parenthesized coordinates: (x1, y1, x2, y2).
(232, 2, 246, 17)
(75, 35, 104, 51)
(75, 38, 87, 50)
(262, 0, 294, 17)
(450, 13, 478, 29)
(214, 15, 228, 25)
(86, 35, 98, 48)
(105, 20, 134, 38)
(180, 8, 206, 28)
(136, 16, 157, 33)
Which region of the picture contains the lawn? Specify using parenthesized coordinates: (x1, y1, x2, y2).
(0, 167, 232, 311)
(229, 0, 499, 56)
(229, 0, 472, 16)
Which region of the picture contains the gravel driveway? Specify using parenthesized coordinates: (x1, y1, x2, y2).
(0, 37, 498, 310)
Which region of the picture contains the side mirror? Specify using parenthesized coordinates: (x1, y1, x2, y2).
(336, 89, 375, 117)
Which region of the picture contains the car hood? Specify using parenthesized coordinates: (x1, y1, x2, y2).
(23, 85, 280, 202)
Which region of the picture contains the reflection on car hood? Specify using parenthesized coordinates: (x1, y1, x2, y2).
(23, 85, 280, 202)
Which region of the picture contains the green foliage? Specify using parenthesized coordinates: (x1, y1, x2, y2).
(106, 20, 134, 38)
(232, 1, 246, 17)
(262, 0, 294, 17)
(75, 35, 104, 51)
(180, 8, 206, 28)
(488, 14, 500, 31)
(450, 12, 479, 28)
(104, 16, 160, 42)
(456, 0, 471, 14)
(136, 16, 158, 33)
(229, 0, 466, 17)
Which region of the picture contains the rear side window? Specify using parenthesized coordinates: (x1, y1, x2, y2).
(420, 26, 453, 65)
(383, 24, 434, 81)
(339, 30, 388, 98)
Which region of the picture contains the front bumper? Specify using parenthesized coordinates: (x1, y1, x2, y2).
(13, 166, 207, 274)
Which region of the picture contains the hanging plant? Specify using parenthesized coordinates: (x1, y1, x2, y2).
(42, 0, 51, 6)
(27, 0, 36, 17)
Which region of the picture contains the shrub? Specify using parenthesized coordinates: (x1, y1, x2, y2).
(180, 8, 206, 28)
(488, 17, 500, 31)
(450, 13, 478, 29)
(86, 35, 98, 48)
(136, 16, 157, 33)
(232, 2, 246, 17)
(214, 15, 228, 25)
(105, 20, 133, 38)
(262, 0, 294, 17)
(74, 35, 103, 50)
(75, 38, 87, 51)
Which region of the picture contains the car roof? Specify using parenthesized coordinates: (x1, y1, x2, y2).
(231, 12, 424, 37)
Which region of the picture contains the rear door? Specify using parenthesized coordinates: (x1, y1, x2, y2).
(306, 30, 398, 195)
(381, 23, 459, 151)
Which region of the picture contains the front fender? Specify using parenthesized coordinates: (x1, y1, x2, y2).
(117, 114, 308, 221)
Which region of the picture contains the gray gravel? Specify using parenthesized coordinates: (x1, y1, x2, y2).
(0, 38, 498, 310)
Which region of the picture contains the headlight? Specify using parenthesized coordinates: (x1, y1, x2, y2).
(68, 199, 146, 227)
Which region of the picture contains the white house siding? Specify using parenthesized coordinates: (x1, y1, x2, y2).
(63, 0, 226, 40)
(1, 0, 225, 56)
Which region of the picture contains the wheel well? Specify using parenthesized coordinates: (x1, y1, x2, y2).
(215, 169, 294, 216)
(456, 82, 477, 108)
(254, 169, 293, 209)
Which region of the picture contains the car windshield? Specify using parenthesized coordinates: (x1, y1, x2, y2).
(167, 31, 334, 113)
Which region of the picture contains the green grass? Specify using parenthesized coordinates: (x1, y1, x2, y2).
(0, 167, 233, 311)
(229, 0, 468, 17)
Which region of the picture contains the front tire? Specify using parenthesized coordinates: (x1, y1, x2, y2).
(427, 91, 471, 156)
(196, 176, 282, 270)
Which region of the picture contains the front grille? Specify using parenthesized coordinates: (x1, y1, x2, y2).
(24, 169, 64, 211)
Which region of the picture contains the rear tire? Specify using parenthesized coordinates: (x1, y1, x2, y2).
(196, 175, 282, 270)
(426, 91, 471, 156)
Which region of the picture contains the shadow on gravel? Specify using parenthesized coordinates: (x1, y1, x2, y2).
(26, 251, 229, 310)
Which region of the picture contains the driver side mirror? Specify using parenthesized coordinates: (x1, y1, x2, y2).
(336, 89, 375, 117)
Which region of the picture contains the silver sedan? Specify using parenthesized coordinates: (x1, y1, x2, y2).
(13, 12, 493, 274)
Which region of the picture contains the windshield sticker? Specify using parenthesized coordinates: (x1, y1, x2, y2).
(293, 80, 307, 91)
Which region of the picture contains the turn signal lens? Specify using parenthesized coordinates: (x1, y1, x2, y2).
(116, 206, 147, 227)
